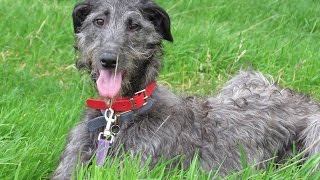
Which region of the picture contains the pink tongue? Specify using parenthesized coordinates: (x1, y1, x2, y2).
(97, 70, 123, 98)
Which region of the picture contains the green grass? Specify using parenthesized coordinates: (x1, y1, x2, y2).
(1, 0, 320, 179)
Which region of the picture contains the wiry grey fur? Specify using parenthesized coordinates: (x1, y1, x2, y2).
(52, 0, 320, 179)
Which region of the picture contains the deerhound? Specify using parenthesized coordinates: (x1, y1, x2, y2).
(53, 0, 320, 179)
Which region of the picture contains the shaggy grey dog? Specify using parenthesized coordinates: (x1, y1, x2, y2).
(53, 0, 320, 179)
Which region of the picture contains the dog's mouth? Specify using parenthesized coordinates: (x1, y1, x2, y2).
(96, 69, 124, 98)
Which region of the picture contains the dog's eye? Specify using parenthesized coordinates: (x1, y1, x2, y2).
(94, 18, 105, 27)
(127, 19, 141, 31)
(128, 23, 141, 31)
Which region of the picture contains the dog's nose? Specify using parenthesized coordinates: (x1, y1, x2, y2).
(100, 53, 117, 68)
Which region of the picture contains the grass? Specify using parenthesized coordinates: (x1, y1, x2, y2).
(1, 0, 320, 179)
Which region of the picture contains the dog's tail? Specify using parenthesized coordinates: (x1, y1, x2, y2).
(299, 113, 320, 164)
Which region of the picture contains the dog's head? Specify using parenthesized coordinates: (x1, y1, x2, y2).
(73, 0, 173, 98)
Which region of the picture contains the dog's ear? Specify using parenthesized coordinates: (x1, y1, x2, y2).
(72, 3, 92, 33)
(142, 4, 173, 42)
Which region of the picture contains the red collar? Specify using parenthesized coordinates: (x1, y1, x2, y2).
(86, 81, 156, 112)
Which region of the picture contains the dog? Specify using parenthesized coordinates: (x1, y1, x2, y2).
(52, 0, 320, 179)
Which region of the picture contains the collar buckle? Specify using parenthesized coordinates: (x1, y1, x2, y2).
(135, 89, 149, 105)
(121, 89, 149, 118)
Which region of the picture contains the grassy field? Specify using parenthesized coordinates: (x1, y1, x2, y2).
(1, 0, 320, 179)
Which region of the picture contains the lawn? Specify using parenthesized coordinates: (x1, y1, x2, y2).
(1, 0, 320, 179)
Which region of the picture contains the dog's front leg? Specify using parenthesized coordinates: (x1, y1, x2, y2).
(52, 122, 95, 180)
